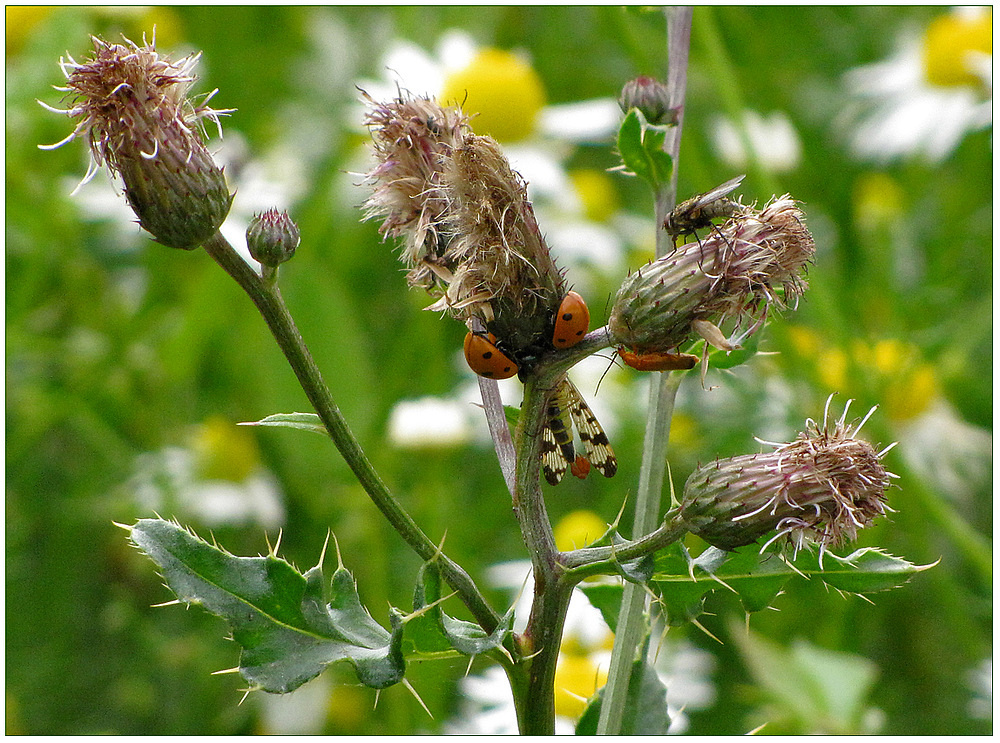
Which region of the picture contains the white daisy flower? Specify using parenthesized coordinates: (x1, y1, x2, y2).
(712, 109, 802, 173)
(838, 7, 991, 163)
(387, 396, 475, 448)
(127, 418, 285, 529)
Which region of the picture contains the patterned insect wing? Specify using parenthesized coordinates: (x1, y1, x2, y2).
(541, 382, 575, 485)
(540, 378, 616, 485)
(564, 379, 617, 479)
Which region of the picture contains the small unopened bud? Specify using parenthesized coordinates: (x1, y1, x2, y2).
(619, 76, 677, 126)
(679, 399, 895, 552)
(247, 209, 299, 267)
(41, 35, 234, 250)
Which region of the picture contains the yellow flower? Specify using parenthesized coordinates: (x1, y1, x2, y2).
(787, 324, 821, 358)
(5, 6, 54, 55)
(853, 172, 905, 230)
(885, 362, 938, 421)
(668, 411, 699, 450)
(817, 346, 848, 392)
(569, 169, 619, 223)
(441, 48, 546, 142)
(867, 339, 939, 421)
(554, 653, 608, 720)
(922, 9, 992, 88)
(554, 510, 607, 551)
(191, 416, 261, 482)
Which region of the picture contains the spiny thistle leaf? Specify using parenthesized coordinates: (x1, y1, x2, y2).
(651, 543, 931, 620)
(582, 542, 930, 628)
(129, 518, 403, 693)
(404, 559, 514, 660)
(128, 519, 516, 694)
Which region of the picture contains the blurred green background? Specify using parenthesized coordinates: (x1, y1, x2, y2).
(6, 5, 991, 735)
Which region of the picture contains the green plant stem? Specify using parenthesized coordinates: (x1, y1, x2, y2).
(200, 232, 501, 636)
(508, 372, 563, 734)
(479, 376, 517, 496)
(561, 511, 688, 580)
(597, 7, 691, 736)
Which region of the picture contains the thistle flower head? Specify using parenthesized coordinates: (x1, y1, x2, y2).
(41, 35, 234, 250)
(364, 91, 566, 365)
(437, 135, 566, 354)
(609, 195, 814, 354)
(679, 398, 896, 553)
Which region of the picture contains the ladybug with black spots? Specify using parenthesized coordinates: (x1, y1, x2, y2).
(552, 290, 590, 349)
(463, 331, 519, 380)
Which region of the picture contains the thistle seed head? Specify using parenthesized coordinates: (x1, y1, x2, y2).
(41, 35, 234, 250)
(609, 195, 814, 353)
(364, 91, 566, 365)
(362, 91, 470, 296)
(679, 398, 895, 553)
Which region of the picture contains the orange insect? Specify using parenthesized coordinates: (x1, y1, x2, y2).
(570, 455, 591, 480)
(617, 347, 699, 372)
(552, 291, 590, 349)
(464, 331, 519, 380)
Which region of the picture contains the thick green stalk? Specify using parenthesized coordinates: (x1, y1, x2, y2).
(508, 373, 563, 734)
(200, 232, 501, 635)
(597, 6, 692, 736)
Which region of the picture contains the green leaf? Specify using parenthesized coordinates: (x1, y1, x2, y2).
(404, 558, 514, 660)
(646, 542, 714, 624)
(651, 542, 930, 619)
(730, 622, 882, 734)
(128, 518, 404, 693)
(578, 582, 626, 633)
(576, 655, 672, 735)
(502, 405, 520, 429)
(240, 412, 327, 436)
(616, 109, 674, 190)
(788, 547, 935, 594)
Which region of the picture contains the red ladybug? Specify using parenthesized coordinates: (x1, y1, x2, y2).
(464, 331, 519, 379)
(617, 347, 698, 372)
(552, 291, 590, 349)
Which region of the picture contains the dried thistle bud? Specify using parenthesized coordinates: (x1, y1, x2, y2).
(40, 35, 234, 250)
(679, 399, 896, 552)
(618, 75, 677, 126)
(609, 195, 815, 355)
(247, 208, 299, 267)
(364, 92, 567, 366)
(362, 92, 471, 296)
(437, 135, 566, 359)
